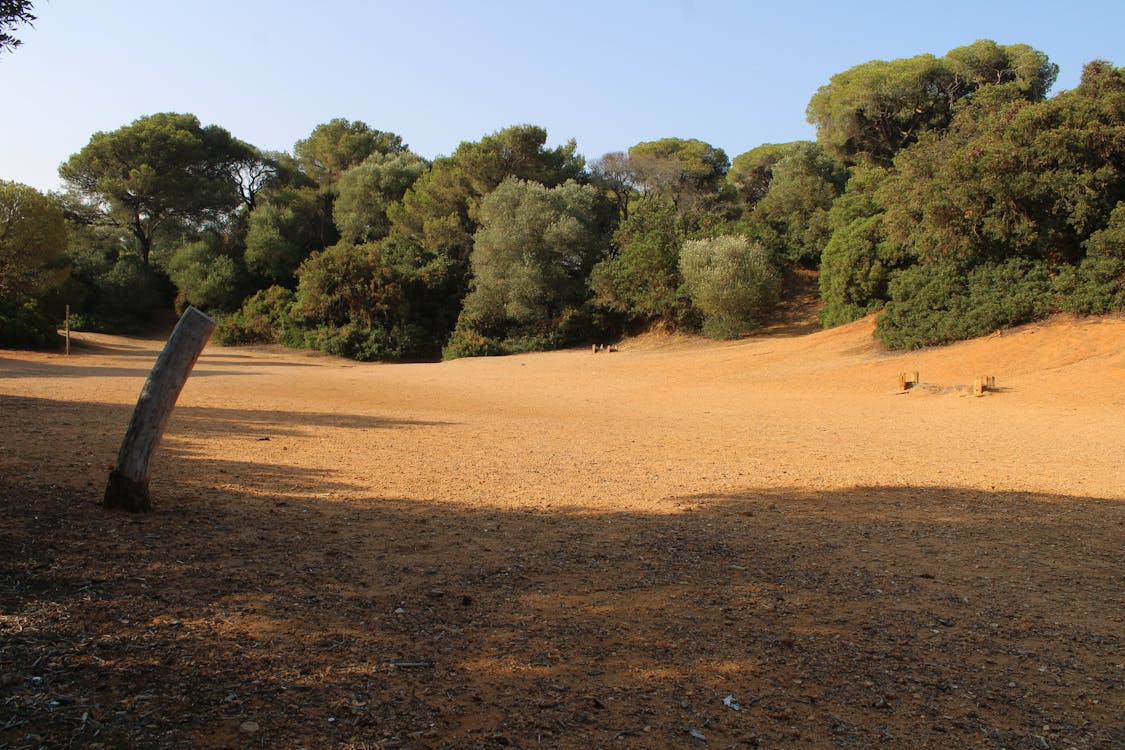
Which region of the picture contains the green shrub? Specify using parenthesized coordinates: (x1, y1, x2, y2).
(442, 307, 589, 360)
(0, 301, 60, 349)
(215, 286, 298, 345)
(441, 324, 508, 360)
(298, 323, 429, 362)
(876, 258, 1052, 349)
(65, 255, 171, 333)
(589, 199, 688, 323)
(164, 237, 246, 312)
(818, 214, 891, 327)
(1054, 203, 1125, 314)
(678, 235, 782, 339)
(1053, 254, 1125, 314)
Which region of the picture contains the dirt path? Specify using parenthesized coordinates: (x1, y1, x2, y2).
(2, 314, 1123, 748)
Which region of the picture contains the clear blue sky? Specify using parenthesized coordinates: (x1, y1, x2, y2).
(2, 0, 1122, 193)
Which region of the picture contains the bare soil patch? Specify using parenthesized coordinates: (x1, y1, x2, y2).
(2, 314, 1123, 749)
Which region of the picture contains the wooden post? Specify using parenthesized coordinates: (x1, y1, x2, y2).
(104, 307, 216, 512)
(64, 304, 70, 356)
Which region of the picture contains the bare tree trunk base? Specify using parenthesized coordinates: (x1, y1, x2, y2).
(104, 469, 151, 513)
(102, 306, 215, 513)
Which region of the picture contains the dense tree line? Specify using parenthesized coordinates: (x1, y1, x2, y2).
(2, 40, 1122, 355)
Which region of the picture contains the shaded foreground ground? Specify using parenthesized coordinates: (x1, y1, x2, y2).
(1, 314, 1123, 749)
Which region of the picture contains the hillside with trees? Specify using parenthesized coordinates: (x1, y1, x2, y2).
(2, 40, 1122, 356)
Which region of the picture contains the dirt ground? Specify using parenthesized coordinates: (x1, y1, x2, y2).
(1, 312, 1123, 749)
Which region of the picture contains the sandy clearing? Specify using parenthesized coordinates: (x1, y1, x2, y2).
(1, 312, 1123, 749)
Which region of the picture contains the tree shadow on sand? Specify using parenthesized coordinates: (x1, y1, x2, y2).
(0, 392, 1122, 749)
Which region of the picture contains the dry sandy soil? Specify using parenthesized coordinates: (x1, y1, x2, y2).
(1, 312, 1123, 749)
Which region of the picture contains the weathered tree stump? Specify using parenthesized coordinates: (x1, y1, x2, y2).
(104, 306, 216, 512)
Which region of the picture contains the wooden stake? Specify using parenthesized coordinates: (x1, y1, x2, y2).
(65, 304, 70, 356)
(104, 307, 216, 512)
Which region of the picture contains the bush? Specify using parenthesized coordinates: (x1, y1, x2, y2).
(678, 235, 782, 338)
(442, 311, 587, 360)
(818, 215, 891, 327)
(297, 323, 430, 362)
(65, 255, 171, 333)
(215, 286, 298, 345)
(1053, 254, 1125, 314)
(876, 258, 1052, 349)
(441, 324, 508, 360)
(164, 237, 246, 312)
(1054, 202, 1125, 314)
(589, 199, 688, 324)
(0, 301, 60, 349)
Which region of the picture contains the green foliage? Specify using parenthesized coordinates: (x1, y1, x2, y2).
(0, 300, 59, 349)
(589, 198, 690, 325)
(389, 124, 586, 266)
(744, 142, 847, 266)
(727, 143, 796, 209)
(881, 61, 1125, 266)
(296, 322, 430, 362)
(215, 285, 298, 345)
(230, 145, 281, 211)
(295, 241, 403, 329)
(244, 187, 335, 285)
(333, 151, 428, 243)
(442, 309, 588, 361)
(455, 125, 585, 196)
(679, 235, 782, 338)
(0, 181, 68, 304)
(0, 0, 35, 55)
(807, 40, 1056, 167)
(825, 167, 889, 230)
(588, 151, 637, 220)
(59, 112, 251, 264)
(838, 60, 1125, 349)
(818, 215, 891, 327)
(463, 179, 605, 324)
(943, 40, 1058, 100)
(164, 233, 246, 312)
(628, 138, 730, 210)
(449, 178, 607, 357)
(876, 258, 1053, 349)
(65, 250, 170, 333)
(294, 119, 405, 188)
(291, 239, 458, 361)
(1053, 201, 1125, 314)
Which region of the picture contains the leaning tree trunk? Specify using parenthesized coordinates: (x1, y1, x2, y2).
(104, 306, 216, 512)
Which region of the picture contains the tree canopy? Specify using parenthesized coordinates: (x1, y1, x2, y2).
(333, 151, 428, 243)
(628, 138, 730, 209)
(807, 40, 1057, 166)
(461, 178, 606, 328)
(447, 178, 607, 356)
(389, 124, 585, 264)
(59, 113, 251, 264)
(0, 180, 66, 302)
(294, 118, 406, 188)
(880, 61, 1125, 266)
